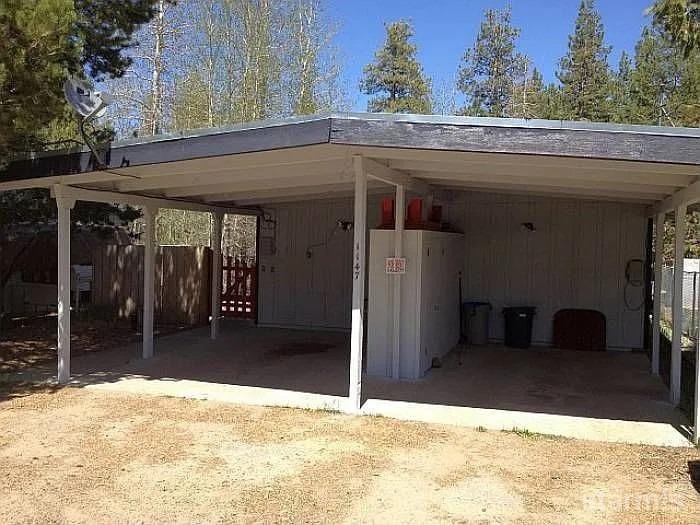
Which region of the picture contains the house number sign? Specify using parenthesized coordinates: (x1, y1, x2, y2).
(385, 257, 407, 274)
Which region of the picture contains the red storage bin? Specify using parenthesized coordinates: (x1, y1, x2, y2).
(553, 309, 606, 351)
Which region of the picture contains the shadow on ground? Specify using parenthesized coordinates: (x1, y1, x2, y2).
(690, 460, 700, 494)
(0, 380, 63, 402)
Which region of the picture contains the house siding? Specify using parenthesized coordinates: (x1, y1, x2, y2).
(258, 191, 646, 349)
(258, 196, 384, 330)
(450, 191, 646, 349)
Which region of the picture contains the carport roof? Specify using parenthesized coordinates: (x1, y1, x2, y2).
(1, 112, 699, 211)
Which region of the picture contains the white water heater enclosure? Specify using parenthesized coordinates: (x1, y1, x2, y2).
(367, 229, 464, 379)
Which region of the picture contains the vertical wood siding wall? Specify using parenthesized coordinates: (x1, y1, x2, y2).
(92, 245, 211, 325)
(449, 192, 646, 349)
(258, 196, 385, 329)
(259, 191, 647, 349)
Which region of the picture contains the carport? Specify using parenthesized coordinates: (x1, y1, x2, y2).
(1, 113, 699, 445)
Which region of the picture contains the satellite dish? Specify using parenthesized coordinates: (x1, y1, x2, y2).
(63, 76, 110, 119)
(63, 76, 112, 169)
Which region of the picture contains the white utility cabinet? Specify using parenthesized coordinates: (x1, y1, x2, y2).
(367, 229, 464, 379)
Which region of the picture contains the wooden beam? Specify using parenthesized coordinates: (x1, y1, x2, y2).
(437, 186, 655, 205)
(230, 186, 391, 206)
(204, 182, 356, 203)
(0, 171, 128, 191)
(429, 179, 667, 202)
(413, 170, 676, 195)
(391, 159, 692, 188)
(166, 172, 352, 198)
(114, 153, 346, 192)
(653, 179, 700, 215)
(348, 155, 367, 413)
(362, 156, 431, 195)
(50, 184, 254, 214)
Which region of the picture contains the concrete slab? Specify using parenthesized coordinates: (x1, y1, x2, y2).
(360, 399, 692, 448)
(21, 320, 690, 447)
(89, 377, 346, 412)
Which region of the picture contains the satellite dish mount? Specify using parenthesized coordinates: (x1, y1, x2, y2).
(63, 76, 112, 169)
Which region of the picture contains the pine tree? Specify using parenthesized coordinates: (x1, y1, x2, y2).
(630, 25, 686, 125)
(457, 6, 529, 117)
(0, 0, 77, 161)
(676, 49, 700, 126)
(0, 0, 163, 229)
(536, 83, 568, 120)
(510, 67, 547, 119)
(557, 0, 612, 121)
(75, 0, 167, 81)
(360, 20, 431, 113)
(0, 0, 165, 164)
(650, 0, 700, 57)
(610, 51, 634, 122)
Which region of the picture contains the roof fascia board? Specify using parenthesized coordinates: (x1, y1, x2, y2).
(330, 117, 700, 165)
(1, 118, 333, 185)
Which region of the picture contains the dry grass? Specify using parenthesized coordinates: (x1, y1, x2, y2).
(0, 386, 699, 525)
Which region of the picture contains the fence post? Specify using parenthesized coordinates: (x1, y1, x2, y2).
(211, 212, 223, 340)
(142, 206, 158, 359)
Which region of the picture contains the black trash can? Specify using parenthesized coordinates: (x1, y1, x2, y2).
(502, 307, 536, 348)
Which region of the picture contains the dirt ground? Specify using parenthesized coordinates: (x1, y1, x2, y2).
(0, 317, 193, 374)
(1, 385, 699, 525)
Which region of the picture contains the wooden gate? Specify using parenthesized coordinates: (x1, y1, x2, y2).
(221, 257, 257, 319)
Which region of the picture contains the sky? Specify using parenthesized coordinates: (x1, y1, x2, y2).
(328, 0, 655, 110)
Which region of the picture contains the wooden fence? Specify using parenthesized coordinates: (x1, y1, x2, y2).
(91, 245, 212, 326)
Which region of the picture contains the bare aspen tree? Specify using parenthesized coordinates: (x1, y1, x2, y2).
(148, 0, 166, 134)
(105, 0, 185, 137)
(431, 76, 459, 116)
(111, 0, 344, 252)
(284, 0, 347, 114)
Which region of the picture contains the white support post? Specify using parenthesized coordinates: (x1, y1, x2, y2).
(670, 203, 686, 405)
(349, 156, 367, 412)
(392, 184, 405, 379)
(56, 196, 75, 384)
(211, 211, 224, 339)
(142, 206, 158, 359)
(651, 212, 664, 375)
